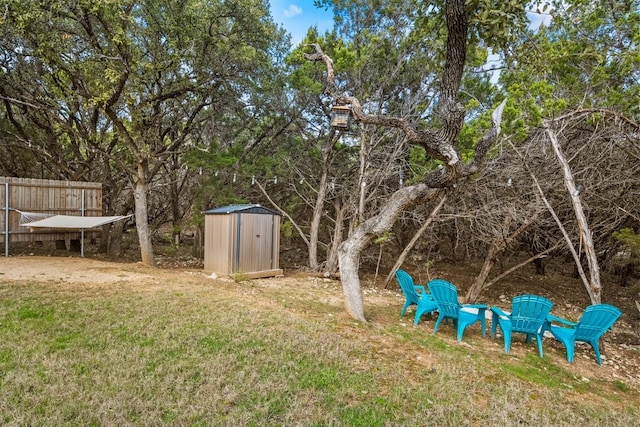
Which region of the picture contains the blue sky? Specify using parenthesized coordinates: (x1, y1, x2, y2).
(268, 2, 552, 47)
(269, 1, 334, 45)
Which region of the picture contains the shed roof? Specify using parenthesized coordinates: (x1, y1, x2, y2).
(203, 204, 280, 216)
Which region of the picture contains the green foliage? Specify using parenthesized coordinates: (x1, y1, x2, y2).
(613, 228, 640, 272)
(467, 0, 545, 48)
(411, 0, 539, 51)
(280, 220, 294, 239)
(374, 231, 394, 244)
(163, 244, 179, 257)
(501, 0, 640, 126)
(407, 146, 440, 183)
(1, 0, 289, 225)
(614, 228, 640, 257)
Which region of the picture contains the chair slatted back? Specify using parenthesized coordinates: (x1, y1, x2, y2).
(428, 279, 461, 318)
(511, 295, 554, 333)
(574, 304, 622, 341)
(395, 270, 421, 304)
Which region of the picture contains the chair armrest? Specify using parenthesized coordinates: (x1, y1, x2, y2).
(547, 314, 577, 327)
(490, 306, 510, 320)
(464, 304, 488, 309)
(460, 304, 487, 317)
(414, 285, 427, 295)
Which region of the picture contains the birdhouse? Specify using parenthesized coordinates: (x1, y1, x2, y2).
(330, 105, 351, 128)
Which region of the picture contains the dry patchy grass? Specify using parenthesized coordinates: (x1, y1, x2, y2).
(0, 257, 639, 426)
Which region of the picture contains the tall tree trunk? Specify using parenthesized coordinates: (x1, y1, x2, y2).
(309, 131, 339, 270)
(338, 236, 367, 321)
(325, 200, 346, 274)
(309, 166, 328, 270)
(134, 160, 155, 266)
(170, 154, 181, 247)
(108, 221, 125, 257)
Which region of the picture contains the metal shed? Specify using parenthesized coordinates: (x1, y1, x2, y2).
(203, 204, 283, 279)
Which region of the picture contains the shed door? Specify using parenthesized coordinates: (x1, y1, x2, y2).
(236, 213, 274, 273)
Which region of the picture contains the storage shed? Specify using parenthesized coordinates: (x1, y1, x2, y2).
(204, 204, 283, 279)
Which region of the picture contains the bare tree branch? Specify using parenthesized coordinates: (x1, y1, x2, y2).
(254, 180, 311, 249)
(384, 193, 448, 287)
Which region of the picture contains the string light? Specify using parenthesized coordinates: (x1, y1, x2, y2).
(573, 183, 583, 196)
(194, 170, 368, 191)
(573, 179, 584, 196)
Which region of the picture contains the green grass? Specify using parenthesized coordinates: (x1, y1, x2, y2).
(0, 277, 638, 426)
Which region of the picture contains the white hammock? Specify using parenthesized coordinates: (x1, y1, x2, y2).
(17, 211, 130, 229)
(18, 211, 55, 226)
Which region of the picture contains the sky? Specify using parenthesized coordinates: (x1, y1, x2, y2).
(269, 2, 552, 48)
(269, 1, 334, 46)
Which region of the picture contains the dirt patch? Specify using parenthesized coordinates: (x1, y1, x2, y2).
(1, 255, 639, 389)
(0, 256, 152, 283)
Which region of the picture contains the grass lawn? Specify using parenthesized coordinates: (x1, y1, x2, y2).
(1, 266, 638, 426)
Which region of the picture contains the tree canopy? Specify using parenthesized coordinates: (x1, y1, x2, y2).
(1, 0, 639, 319)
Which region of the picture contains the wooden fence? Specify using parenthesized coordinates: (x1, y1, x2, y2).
(1, 177, 102, 253)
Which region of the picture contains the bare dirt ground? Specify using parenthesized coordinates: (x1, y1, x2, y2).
(1, 255, 639, 390)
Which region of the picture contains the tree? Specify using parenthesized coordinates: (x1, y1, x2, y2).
(494, 0, 640, 303)
(304, 0, 526, 321)
(1, 0, 286, 265)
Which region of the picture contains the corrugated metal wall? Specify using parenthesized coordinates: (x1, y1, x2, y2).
(204, 213, 234, 273)
(204, 211, 281, 277)
(237, 213, 274, 273)
(1, 177, 102, 243)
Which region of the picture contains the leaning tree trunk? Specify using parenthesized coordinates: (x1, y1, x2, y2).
(465, 211, 540, 303)
(133, 160, 155, 266)
(384, 194, 448, 287)
(544, 122, 602, 304)
(338, 185, 438, 321)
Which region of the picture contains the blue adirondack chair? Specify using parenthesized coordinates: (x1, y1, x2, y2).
(394, 270, 438, 325)
(545, 304, 621, 365)
(490, 294, 554, 357)
(427, 279, 488, 341)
